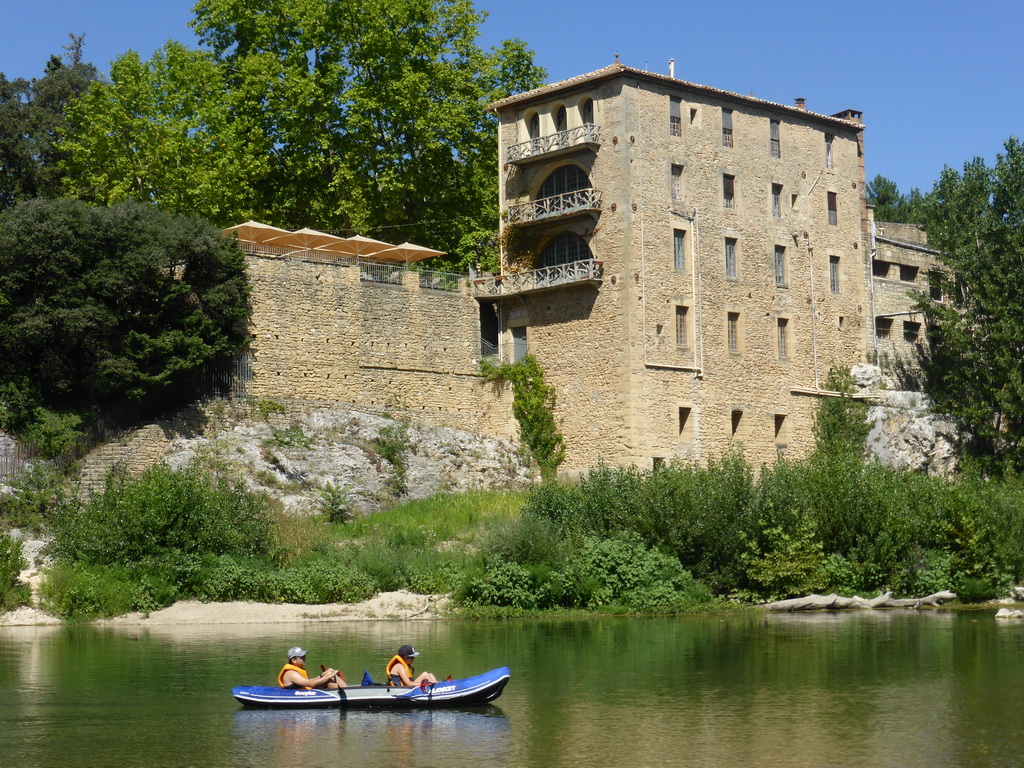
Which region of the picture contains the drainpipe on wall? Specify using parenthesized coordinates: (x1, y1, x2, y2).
(869, 211, 878, 359)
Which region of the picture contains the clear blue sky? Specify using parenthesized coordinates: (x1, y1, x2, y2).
(4, 0, 1020, 195)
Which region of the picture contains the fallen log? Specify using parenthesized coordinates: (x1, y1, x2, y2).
(762, 590, 957, 612)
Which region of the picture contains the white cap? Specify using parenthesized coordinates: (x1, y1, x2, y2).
(287, 646, 308, 659)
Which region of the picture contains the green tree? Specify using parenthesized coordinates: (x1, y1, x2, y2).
(866, 174, 927, 224)
(0, 198, 249, 438)
(61, 43, 265, 221)
(916, 137, 1024, 471)
(60, 0, 545, 268)
(0, 36, 98, 209)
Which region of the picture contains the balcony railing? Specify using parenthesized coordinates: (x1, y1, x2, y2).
(507, 188, 602, 225)
(506, 124, 600, 163)
(473, 259, 603, 297)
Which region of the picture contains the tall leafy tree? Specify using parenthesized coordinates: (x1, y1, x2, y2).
(916, 137, 1024, 470)
(0, 198, 249, 437)
(866, 174, 926, 224)
(61, 43, 268, 222)
(0, 36, 98, 209)
(60, 0, 545, 268)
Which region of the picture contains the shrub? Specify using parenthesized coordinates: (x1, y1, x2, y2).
(47, 462, 274, 566)
(0, 462, 72, 532)
(318, 482, 354, 524)
(372, 419, 411, 496)
(0, 535, 30, 611)
(41, 563, 141, 620)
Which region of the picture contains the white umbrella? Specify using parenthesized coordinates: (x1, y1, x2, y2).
(372, 242, 447, 263)
(221, 221, 291, 245)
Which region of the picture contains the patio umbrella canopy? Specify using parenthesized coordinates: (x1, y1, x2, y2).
(372, 242, 447, 263)
(265, 228, 356, 255)
(221, 221, 291, 245)
(341, 234, 394, 257)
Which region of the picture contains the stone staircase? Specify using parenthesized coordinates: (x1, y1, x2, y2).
(75, 424, 177, 495)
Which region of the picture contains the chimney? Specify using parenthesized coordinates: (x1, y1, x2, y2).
(794, 98, 806, 110)
(669, 58, 675, 78)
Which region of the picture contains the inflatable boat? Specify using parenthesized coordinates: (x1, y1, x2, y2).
(232, 666, 510, 709)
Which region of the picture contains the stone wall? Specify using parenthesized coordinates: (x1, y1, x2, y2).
(246, 253, 515, 438)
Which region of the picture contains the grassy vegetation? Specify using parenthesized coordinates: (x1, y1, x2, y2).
(10, 367, 1024, 620)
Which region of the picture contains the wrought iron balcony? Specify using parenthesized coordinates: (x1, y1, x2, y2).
(507, 188, 602, 226)
(506, 124, 600, 164)
(473, 259, 603, 297)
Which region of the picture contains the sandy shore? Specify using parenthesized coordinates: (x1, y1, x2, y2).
(0, 590, 450, 627)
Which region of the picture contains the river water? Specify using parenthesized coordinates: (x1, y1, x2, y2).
(2, 610, 1023, 767)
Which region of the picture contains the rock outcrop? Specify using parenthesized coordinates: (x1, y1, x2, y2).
(852, 363, 961, 477)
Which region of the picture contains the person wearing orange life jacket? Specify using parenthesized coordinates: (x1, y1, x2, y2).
(278, 646, 347, 689)
(385, 645, 437, 687)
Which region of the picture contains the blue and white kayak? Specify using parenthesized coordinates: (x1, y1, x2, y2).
(232, 667, 510, 709)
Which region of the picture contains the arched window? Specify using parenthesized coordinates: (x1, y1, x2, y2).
(581, 98, 594, 124)
(539, 165, 590, 199)
(528, 113, 540, 139)
(555, 105, 567, 132)
(540, 232, 592, 267)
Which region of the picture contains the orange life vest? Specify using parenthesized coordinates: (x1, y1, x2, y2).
(385, 655, 413, 686)
(278, 663, 310, 689)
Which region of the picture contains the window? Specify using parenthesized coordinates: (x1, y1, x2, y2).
(774, 413, 788, 445)
(777, 317, 789, 358)
(875, 317, 892, 340)
(539, 232, 592, 267)
(727, 311, 740, 352)
(827, 192, 838, 226)
(689, 107, 698, 125)
(929, 270, 944, 301)
(899, 264, 919, 283)
(511, 325, 528, 361)
(772, 183, 782, 218)
(669, 96, 682, 136)
(722, 109, 734, 147)
(675, 305, 689, 348)
(770, 120, 781, 158)
(725, 238, 738, 279)
(825, 134, 834, 169)
(673, 229, 687, 271)
(723, 174, 735, 209)
(774, 245, 787, 287)
(730, 409, 743, 438)
(539, 165, 590, 198)
(581, 98, 594, 124)
(555, 105, 567, 133)
(873, 259, 891, 278)
(678, 406, 694, 441)
(829, 255, 840, 293)
(903, 321, 921, 343)
(671, 164, 683, 199)
(528, 113, 540, 140)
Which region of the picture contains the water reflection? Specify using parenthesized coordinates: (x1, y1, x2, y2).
(5, 612, 1024, 767)
(231, 706, 511, 768)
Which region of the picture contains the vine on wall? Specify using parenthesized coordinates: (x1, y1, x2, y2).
(481, 355, 565, 479)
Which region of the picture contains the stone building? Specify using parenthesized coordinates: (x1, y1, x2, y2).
(866, 216, 945, 372)
(479, 61, 871, 470)
(239, 61, 947, 475)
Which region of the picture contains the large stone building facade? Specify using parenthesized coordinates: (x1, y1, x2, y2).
(480, 62, 871, 469)
(243, 62, 944, 474)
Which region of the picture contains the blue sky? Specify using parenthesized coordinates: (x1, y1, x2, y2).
(4, 0, 1020, 195)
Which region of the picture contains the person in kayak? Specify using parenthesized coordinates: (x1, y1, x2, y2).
(385, 645, 438, 687)
(278, 646, 347, 689)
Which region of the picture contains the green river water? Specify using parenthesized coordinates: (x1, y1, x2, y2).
(2, 610, 1023, 767)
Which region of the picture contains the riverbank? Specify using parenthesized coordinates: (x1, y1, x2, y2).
(0, 590, 450, 627)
